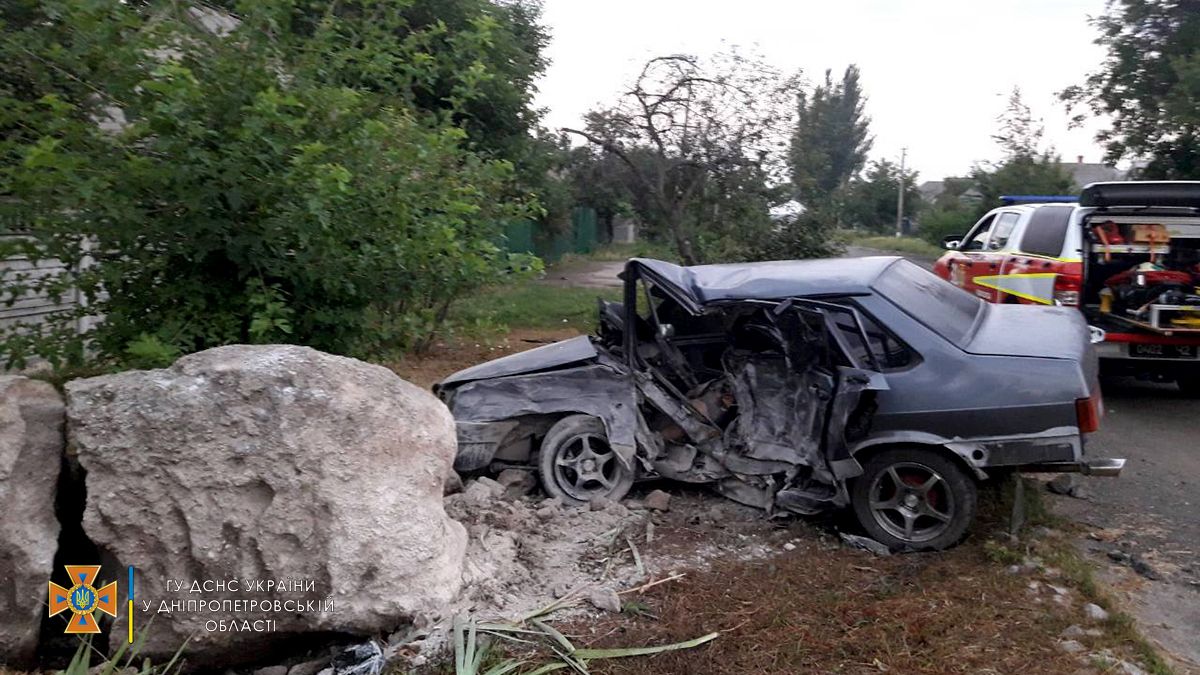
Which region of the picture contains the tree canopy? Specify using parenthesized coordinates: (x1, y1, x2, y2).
(789, 65, 873, 201)
(565, 51, 800, 264)
(1062, 0, 1200, 177)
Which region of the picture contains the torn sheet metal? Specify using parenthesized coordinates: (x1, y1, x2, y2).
(445, 356, 640, 469)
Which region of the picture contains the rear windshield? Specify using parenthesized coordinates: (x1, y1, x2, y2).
(1018, 205, 1074, 257)
(871, 260, 983, 346)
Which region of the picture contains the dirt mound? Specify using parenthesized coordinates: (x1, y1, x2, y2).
(395, 481, 791, 666)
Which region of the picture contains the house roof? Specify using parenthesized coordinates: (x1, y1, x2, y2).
(630, 256, 904, 306)
(1058, 162, 1126, 188)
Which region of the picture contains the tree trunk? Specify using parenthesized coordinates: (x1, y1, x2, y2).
(666, 210, 698, 265)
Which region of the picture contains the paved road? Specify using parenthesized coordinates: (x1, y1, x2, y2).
(1052, 377, 1200, 672)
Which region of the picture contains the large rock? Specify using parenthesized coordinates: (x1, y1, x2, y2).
(0, 376, 64, 666)
(66, 345, 466, 664)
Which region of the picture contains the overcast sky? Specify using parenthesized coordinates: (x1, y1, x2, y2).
(533, 0, 1113, 183)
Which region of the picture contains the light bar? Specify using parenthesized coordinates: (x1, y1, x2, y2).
(999, 195, 1078, 205)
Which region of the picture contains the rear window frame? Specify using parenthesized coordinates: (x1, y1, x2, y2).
(870, 259, 985, 347)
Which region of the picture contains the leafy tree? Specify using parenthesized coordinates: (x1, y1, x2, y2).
(1062, 0, 1200, 177)
(970, 88, 1074, 216)
(0, 1, 538, 369)
(789, 65, 873, 202)
(841, 159, 922, 234)
(564, 51, 800, 264)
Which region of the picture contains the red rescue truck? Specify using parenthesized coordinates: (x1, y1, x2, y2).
(933, 181, 1200, 395)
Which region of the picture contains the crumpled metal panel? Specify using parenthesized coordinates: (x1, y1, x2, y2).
(723, 353, 831, 474)
(444, 357, 639, 469)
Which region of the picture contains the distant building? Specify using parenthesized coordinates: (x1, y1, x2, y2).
(1056, 156, 1127, 188)
(918, 178, 981, 208)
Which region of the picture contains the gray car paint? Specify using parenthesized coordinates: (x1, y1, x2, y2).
(436, 257, 1113, 502)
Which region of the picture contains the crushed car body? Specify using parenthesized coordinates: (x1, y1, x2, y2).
(435, 257, 1125, 550)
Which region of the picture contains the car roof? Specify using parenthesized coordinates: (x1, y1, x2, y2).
(629, 256, 904, 305)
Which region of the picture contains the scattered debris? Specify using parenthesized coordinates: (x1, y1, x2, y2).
(783, 542, 797, 552)
(1060, 624, 1087, 639)
(1057, 639, 1086, 654)
(839, 532, 892, 556)
(1130, 556, 1161, 581)
(1105, 549, 1162, 580)
(328, 642, 384, 675)
(1083, 602, 1110, 622)
(1047, 474, 1090, 499)
(462, 480, 494, 505)
(496, 468, 537, 496)
(252, 666, 288, 675)
(644, 489, 672, 512)
(475, 476, 507, 498)
(588, 588, 623, 613)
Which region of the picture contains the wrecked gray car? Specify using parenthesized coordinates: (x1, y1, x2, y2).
(435, 257, 1124, 551)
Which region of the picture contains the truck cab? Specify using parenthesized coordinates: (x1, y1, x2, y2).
(933, 182, 1200, 395)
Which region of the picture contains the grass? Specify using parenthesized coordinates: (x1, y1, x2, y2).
(447, 281, 621, 335)
(558, 241, 679, 264)
(842, 233, 946, 258)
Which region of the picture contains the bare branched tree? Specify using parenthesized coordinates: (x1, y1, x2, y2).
(564, 51, 800, 264)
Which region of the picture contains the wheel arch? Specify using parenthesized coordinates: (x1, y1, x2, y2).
(850, 438, 987, 482)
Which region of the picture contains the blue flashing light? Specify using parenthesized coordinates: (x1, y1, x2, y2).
(999, 195, 1078, 205)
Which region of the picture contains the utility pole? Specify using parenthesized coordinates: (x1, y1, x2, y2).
(895, 147, 907, 237)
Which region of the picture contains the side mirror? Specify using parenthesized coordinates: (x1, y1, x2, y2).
(942, 235, 962, 250)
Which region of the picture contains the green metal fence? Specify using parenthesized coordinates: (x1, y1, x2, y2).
(502, 206, 599, 263)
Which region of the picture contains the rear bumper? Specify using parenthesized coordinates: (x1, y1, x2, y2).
(1018, 457, 1126, 477)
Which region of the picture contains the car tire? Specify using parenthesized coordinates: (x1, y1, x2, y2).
(1177, 375, 1200, 397)
(850, 447, 977, 552)
(538, 415, 635, 506)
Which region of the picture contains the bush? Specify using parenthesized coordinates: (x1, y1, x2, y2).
(918, 206, 976, 246)
(0, 2, 540, 369)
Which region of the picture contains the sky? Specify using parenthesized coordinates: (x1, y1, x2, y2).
(533, 0, 1114, 183)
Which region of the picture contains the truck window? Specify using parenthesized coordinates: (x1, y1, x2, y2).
(961, 214, 995, 251)
(987, 212, 1021, 250)
(871, 260, 984, 346)
(1017, 205, 1074, 257)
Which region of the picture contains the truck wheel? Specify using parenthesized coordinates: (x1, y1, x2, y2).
(538, 415, 634, 506)
(1177, 376, 1200, 397)
(850, 447, 977, 552)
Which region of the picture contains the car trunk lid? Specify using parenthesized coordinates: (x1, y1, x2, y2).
(963, 304, 1091, 361)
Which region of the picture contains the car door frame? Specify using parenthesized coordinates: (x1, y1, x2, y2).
(972, 210, 1023, 302)
(946, 212, 997, 299)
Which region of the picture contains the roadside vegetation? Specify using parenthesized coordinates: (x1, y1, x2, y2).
(837, 232, 945, 259)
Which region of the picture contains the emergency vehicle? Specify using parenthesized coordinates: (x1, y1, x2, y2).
(933, 181, 1200, 395)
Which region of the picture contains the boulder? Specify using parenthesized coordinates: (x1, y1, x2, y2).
(66, 345, 466, 664)
(0, 377, 64, 665)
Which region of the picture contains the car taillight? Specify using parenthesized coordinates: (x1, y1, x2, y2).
(1054, 274, 1082, 307)
(1075, 394, 1102, 433)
